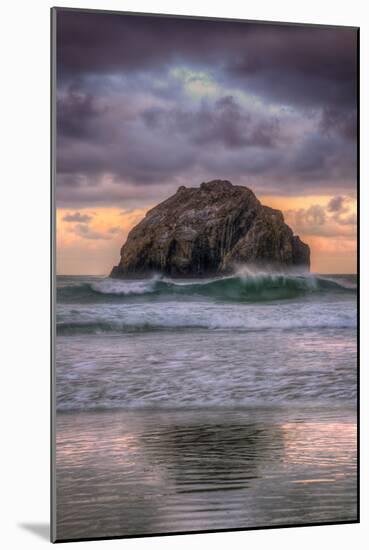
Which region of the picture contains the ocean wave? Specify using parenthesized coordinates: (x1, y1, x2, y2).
(57, 271, 356, 304)
(56, 300, 356, 335)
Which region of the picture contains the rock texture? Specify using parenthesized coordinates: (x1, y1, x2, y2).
(111, 180, 310, 278)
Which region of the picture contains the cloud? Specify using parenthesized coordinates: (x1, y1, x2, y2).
(335, 213, 357, 225)
(327, 195, 357, 225)
(327, 195, 346, 212)
(300, 205, 326, 226)
(72, 223, 112, 240)
(285, 196, 356, 238)
(107, 226, 121, 234)
(55, 82, 357, 206)
(141, 95, 280, 149)
(56, 10, 357, 111)
(286, 205, 326, 235)
(62, 211, 93, 223)
(55, 9, 358, 208)
(320, 107, 357, 142)
(57, 90, 108, 140)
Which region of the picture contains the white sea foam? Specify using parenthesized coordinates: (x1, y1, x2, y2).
(56, 322, 357, 411)
(57, 300, 356, 333)
(90, 277, 159, 295)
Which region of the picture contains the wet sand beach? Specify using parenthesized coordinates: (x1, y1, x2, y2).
(56, 407, 357, 540)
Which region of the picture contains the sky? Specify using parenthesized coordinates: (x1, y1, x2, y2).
(55, 10, 358, 275)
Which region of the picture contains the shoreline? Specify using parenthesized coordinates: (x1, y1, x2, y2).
(56, 406, 357, 540)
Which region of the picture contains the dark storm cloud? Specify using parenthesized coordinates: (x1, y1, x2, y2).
(141, 95, 280, 149)
(56, 12, 256, 78)
(320, 107, 357, 141)
(58, 90, 108, 140)
(57, 11, 357, 108)
(226, 28, 357, 108)
(55, 9, 358, 206)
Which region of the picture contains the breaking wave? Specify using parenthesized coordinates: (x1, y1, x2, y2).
(57, 272, 356, 305)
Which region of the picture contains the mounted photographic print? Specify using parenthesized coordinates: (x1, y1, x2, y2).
(51, 7, 359, 542)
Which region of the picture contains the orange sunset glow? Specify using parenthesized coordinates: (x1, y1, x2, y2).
(56, 207, 150, 275)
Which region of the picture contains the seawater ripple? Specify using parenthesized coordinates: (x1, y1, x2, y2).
(56, 326, 357, 411)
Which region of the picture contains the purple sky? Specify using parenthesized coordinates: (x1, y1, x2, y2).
(56, 10, 358, 209)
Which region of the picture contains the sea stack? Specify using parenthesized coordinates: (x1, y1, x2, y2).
(110, 180, 310, 278)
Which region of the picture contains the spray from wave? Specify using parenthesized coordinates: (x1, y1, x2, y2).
(57, 270, 356, 304)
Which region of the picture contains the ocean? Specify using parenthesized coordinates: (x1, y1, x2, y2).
(55, 271, 357, 540)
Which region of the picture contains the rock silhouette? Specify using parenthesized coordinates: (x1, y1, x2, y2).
(111, 180, 310, 278)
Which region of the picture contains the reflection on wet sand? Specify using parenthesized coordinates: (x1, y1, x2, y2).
(56, 408, 357, 540)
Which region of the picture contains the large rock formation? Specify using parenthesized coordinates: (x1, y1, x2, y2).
(111, 180, 310, 278)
